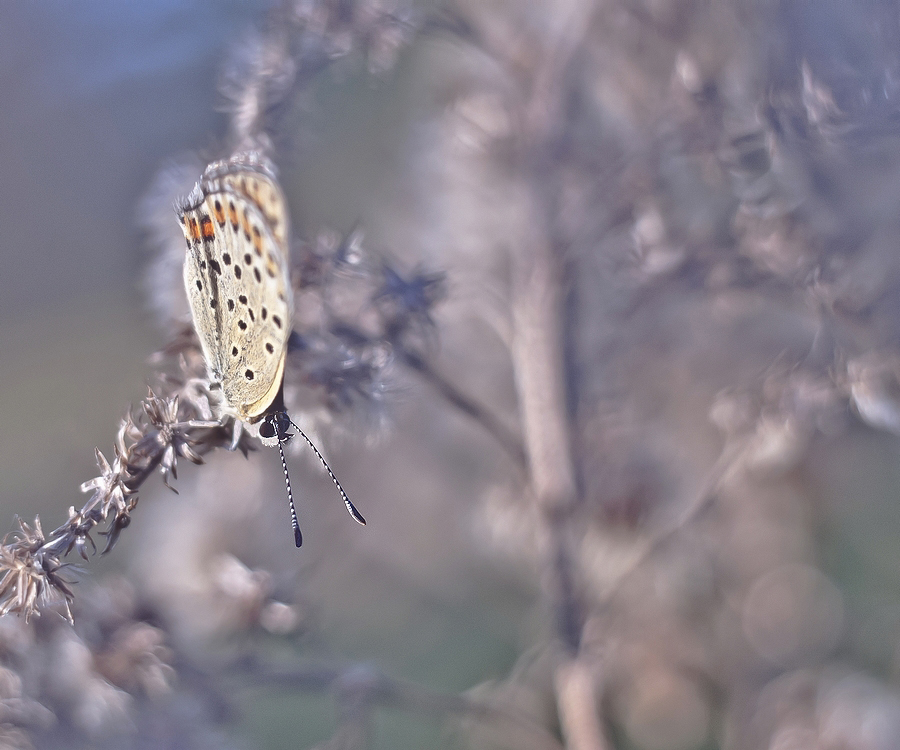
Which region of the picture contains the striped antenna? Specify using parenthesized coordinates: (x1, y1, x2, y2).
(285, 416, 367, 527)
(263, 412, 366, 548)
(276, 437, 303, 547)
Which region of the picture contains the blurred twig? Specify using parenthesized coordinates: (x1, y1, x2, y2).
(243, 660, 564, 750)
(498, 1, 610, 747)
(400, 349, 528, 470)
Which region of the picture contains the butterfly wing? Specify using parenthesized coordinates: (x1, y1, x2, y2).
(178, 155, 293, 421)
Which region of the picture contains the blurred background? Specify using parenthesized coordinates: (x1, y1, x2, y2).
(4, 1, 900, 749)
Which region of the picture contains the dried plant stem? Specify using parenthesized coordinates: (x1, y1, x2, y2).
(503, 2, 608, 746)
(511, 243, 577, 515)
(511, 218, 606, 750)
(554, 659, 607, 750)
(400, 349, 528, 471)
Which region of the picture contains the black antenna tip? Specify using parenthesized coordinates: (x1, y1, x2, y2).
(349, 504, 367, 526)
(272, 418, 304, 550)
(285, 415, 368, 529)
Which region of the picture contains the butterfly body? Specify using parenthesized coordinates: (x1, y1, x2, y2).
(177, 153, 293, 422)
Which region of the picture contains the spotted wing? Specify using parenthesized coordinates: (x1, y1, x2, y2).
(203, 153, 290, 249)
(178, 160, 293, 421)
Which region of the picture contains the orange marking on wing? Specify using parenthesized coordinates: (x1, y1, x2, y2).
(200, 216, 215, 239)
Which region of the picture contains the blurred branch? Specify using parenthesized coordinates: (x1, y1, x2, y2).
(554, 659, 606, 750)
(594, 438, 744, 611)
(245, 660, 563, 749)
(510, 218, 608, 749)
(498, 3, 609, 748)
(400, 349, 528, 470)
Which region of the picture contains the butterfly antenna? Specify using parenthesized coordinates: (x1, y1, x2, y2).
(276, 437, 303, 547)
(286, 417, 367, 526)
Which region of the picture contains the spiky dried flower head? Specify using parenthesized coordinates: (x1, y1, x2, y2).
(0, 518, 73, 623)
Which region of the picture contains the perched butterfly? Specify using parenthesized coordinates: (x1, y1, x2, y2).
(176, 152, 365, 546)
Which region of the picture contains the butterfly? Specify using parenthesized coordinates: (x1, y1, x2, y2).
(176, 152, 365, 546)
